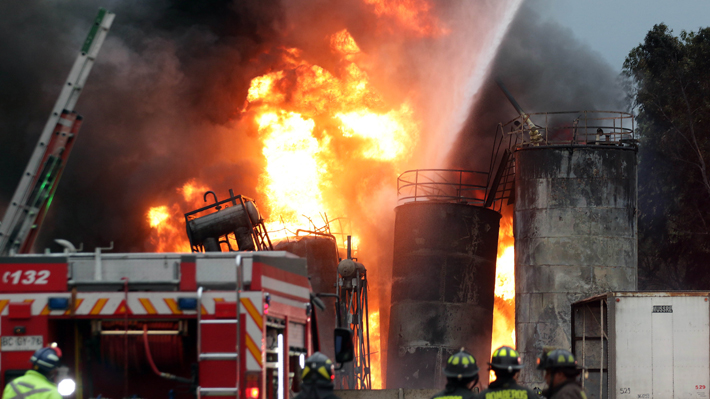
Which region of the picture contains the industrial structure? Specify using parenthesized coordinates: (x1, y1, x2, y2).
(490, 99, 638, 386)
(387, 169, 502, 388)
(277, 234, 372, 390)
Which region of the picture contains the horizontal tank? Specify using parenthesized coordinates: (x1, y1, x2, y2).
(186, 201, 260, 251)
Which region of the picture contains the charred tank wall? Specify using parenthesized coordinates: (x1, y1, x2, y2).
(387, 202, 499, 389)
(514, 146, 637, 386)
(275, 236, 339, 359)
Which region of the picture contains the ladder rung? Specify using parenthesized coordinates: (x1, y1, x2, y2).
(200, 353, 238, 361)
(200, 319, 238, 324)
(199, 388, 238, 396)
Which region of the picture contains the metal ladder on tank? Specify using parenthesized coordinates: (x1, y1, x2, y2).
(196, 255, 244, 398)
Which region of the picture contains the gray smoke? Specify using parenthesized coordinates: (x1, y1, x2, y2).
(448, 1, 628, 172)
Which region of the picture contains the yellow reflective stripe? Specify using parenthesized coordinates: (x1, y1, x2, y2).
(317, 366, 330, 380)
(500, 348, 508, 357)
(139, 298, 157, 314)
(484, 389, 530, 399)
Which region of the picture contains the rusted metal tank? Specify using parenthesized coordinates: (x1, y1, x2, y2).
(387, 170, 500, 389)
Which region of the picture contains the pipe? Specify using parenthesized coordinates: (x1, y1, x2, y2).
(142, 325, 193, 384)
(122, 277, 128, 399)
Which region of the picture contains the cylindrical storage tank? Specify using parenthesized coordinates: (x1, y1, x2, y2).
(275, 236, 339, 359)
(514, 145, 637, 386)
(387, 202, 500, 389)
(186, 201, 260, 251)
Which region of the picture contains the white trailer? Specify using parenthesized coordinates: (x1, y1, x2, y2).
(572, 291, 710, 399)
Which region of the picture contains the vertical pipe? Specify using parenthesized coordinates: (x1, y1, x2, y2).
(364, 278, 371, 389)
(122, 277, 128, 399)
(582, 307, 586, 389)
(74, 324, 83, 399)
(277, 334, 284, 399)
(94, 247, 102, 281)
(197, 287, 203, 357)
(414, 170, 419, 201)
(600, 301, 604, 398)
(347, 236, 352, 260)
(236, 255, 243, 397)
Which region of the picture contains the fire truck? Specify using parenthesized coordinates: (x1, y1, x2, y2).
(0, 251, 353, 399)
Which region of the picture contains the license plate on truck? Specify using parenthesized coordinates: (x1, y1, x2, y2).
(1, 336, 43, 351)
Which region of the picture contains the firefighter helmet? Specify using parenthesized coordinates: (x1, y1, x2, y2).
(536, 346, 557, 370)
(301, 352, 334, 382)
(443, 348, 479, 380)
(489, 346, 523, 372)
(538, 349, 578, 370)
(30, 344, 62, 374)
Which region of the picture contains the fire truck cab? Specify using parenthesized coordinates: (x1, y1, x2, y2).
(0, 251, 346, 399)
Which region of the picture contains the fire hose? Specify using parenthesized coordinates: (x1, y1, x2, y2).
(142, 325, 193, 384)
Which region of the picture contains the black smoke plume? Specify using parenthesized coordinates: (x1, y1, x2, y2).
(0, 0, 284, 252)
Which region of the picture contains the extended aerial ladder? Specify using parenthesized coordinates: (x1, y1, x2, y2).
(0, 8, 114, 256)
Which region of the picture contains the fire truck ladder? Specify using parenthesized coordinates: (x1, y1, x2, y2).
(196, 255, 245, 397)
(0, 8, 114, 256)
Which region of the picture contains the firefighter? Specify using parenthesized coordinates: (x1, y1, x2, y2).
(477, 346, 539, 399)
(2, 345, 63, 399)
(537, 349, 587, 399)
(430, 349, 479, 399)
(294, 352, 340, 399)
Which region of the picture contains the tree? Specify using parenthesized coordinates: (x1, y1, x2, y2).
(624, 24, 710, 289)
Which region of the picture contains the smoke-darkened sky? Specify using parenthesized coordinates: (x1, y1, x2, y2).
(0, 0, 283, 251)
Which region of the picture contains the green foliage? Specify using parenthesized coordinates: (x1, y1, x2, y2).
(624, 24, 710, 289)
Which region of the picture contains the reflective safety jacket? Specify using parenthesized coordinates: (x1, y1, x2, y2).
(293, 380, 341, 399)
(431, 384, 477, 399)
(2, 370, 61, 399)
(542, 380, 587, 399)
(476, 377, 540, 399)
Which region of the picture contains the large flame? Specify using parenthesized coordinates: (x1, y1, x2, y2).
(246, 31, 419, 252)
(245, 30, 417, 389)
(146, 181, 209, 253)
(491, 213, 515, 381)
(142, 0, 525, 389)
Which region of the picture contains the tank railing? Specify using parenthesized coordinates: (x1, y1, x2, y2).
(397, 169, 489, 206)
(502, 110, 636, 148)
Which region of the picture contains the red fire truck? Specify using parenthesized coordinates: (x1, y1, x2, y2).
(0, 251, 352, 399)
